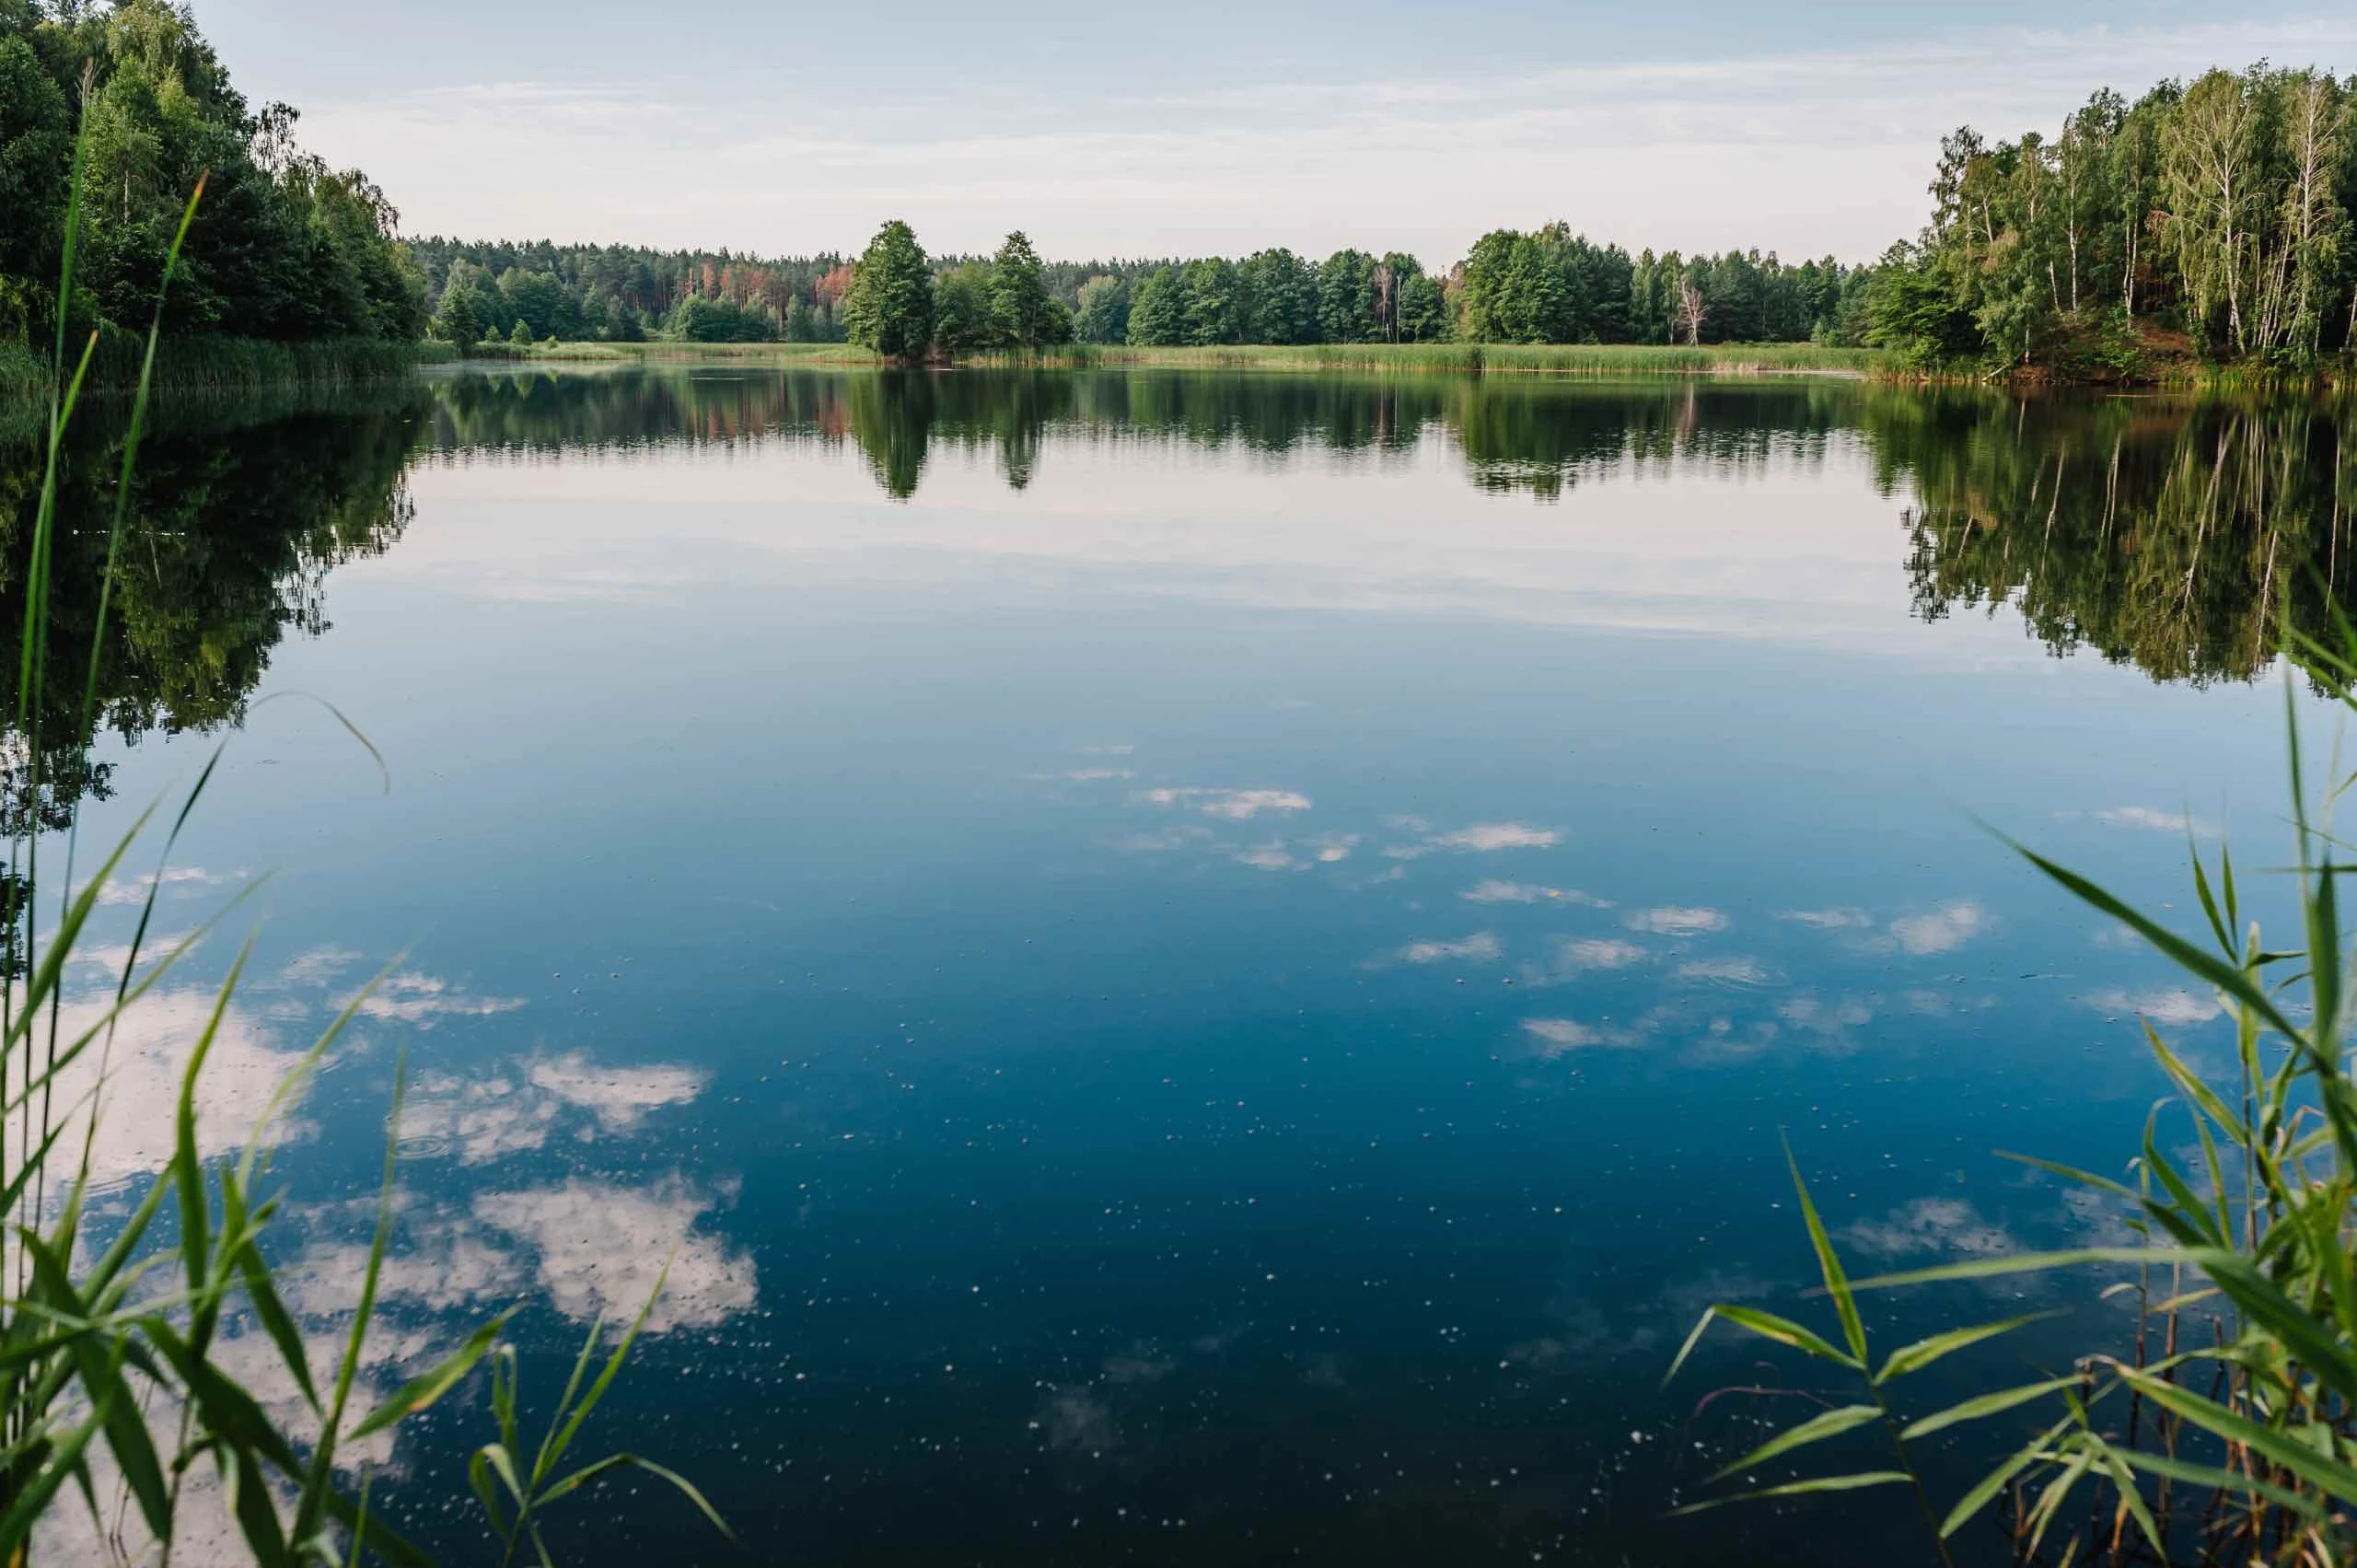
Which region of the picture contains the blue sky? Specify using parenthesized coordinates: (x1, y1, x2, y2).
(203, 1, 2351, 265)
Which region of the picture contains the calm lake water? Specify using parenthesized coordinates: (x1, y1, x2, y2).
(14, 369, 2353, 1565)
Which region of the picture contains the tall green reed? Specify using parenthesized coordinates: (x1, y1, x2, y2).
(1671, 632, 2357, 1564)
(0, 100, 726, 1567)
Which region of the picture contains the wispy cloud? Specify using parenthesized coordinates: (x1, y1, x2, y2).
(1464, 880, 1610, 907)
(1678, 956, 1771, 986)
(2083, 987, 2223, 1028)
(1625, 905, 1728, 936)
(1546, 936, 1649, 974)
(2093, 806, 2215, 836)
(351, 971, 527, 1026)
(1520, 1016, 1646, 1055)
(1236, 833, 1360, 871)
(1382, 933, 1504, 967)
(1387, 821, 1561, 859)
(95, 865, 239, 907)
(303, 17, 2357, 269)
(1844, 1197, 2017, 1262)
(1777, 907, 1872, 930)
(1136, 786, 1313, 819)
(1887, 901, 1992, 957)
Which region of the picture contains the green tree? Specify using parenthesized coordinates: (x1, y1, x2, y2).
(932, 261, 998, 356)
(507, 319, 530, 346)
(1317, 250, 1381, 343)
(1180, 257, 1242, 344)
(843, 219, 935, 361)
(1125, 266, 1183, 345)
(1074, 274, 1128, 343)
(987, 230, 1065, 350)
(1238, 249, 1318, 343)
(435, 285, 481, 351)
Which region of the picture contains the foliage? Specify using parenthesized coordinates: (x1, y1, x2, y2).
(435, 285, 481, 353)
(843, 219, 935, 362)
(0, 0, 422, 360)
(1875, 65, 2357, 371)
(988, 230, 1069, 351)
(1671, 593, 2357, 1563)
(408, 238, 855, 347)
(930, 261, 997, 357)
(0, 106, 728, 1567)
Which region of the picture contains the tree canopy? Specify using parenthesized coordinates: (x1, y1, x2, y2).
(1865, 64, 2357, 370)
(843, 220, 935, 361)
(0, 0, 423, 354)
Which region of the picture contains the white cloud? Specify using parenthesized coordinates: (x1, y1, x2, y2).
(1844, 1197, 2017, 1262)
(1678, 956, 1771, 986)
(296, 18, 2357, 272)
(401, 1051, 708, 1164)
(1625, 906, 1728, 936)
(351, 970, 527, 1026)
(473, 1175, 758, 1334)
(95, 865, 239, 907)
(1387, 933, 1504, 966)
(26, 987, 317, 1191)
(1777, 908, 1872, 930)
(1550, 937, 1648, 972)
(1888, 902, 1992, 957)
(1427, 823, 1560, 853)
(1234, 833, 1358, 871)
(2083, 987, 2223, 1028)
(277, 946, 363, 987)
(1464, 880, 1610, 906)
(1136, 786, 1313, 819)
(2093, 806, 2214, 836)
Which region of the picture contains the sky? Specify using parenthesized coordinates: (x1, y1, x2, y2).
(195, 0, 2354, 267)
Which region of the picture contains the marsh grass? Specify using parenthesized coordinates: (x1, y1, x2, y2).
(0, 114, 726, 1568)
(1670, 630, 2357, 1563)
(3, 339, 424, 410)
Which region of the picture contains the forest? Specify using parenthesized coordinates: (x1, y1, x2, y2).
(419, 63, 2357, 376)
(1869, 64, 2357, 371)
(413, 227, 1874, 357)
(0, 0, 2351, 378)
(0, 0, 422, 368)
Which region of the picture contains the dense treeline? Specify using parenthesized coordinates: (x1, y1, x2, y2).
(1869, 64, 2357, 371)
(405, 237, 854, 348)
(7, 4, 2348, 381)
(0, 0, 423, 360)
(826, 219, 1875, 362)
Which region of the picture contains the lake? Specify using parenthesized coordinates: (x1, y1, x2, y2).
(15, 368, 2350, 1565)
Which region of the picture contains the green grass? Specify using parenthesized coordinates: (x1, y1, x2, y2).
(5, 335, 425, 403)
(987, 341, 1887, 376)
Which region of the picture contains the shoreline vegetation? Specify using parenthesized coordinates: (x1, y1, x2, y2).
(6, 7, 2353, 395)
